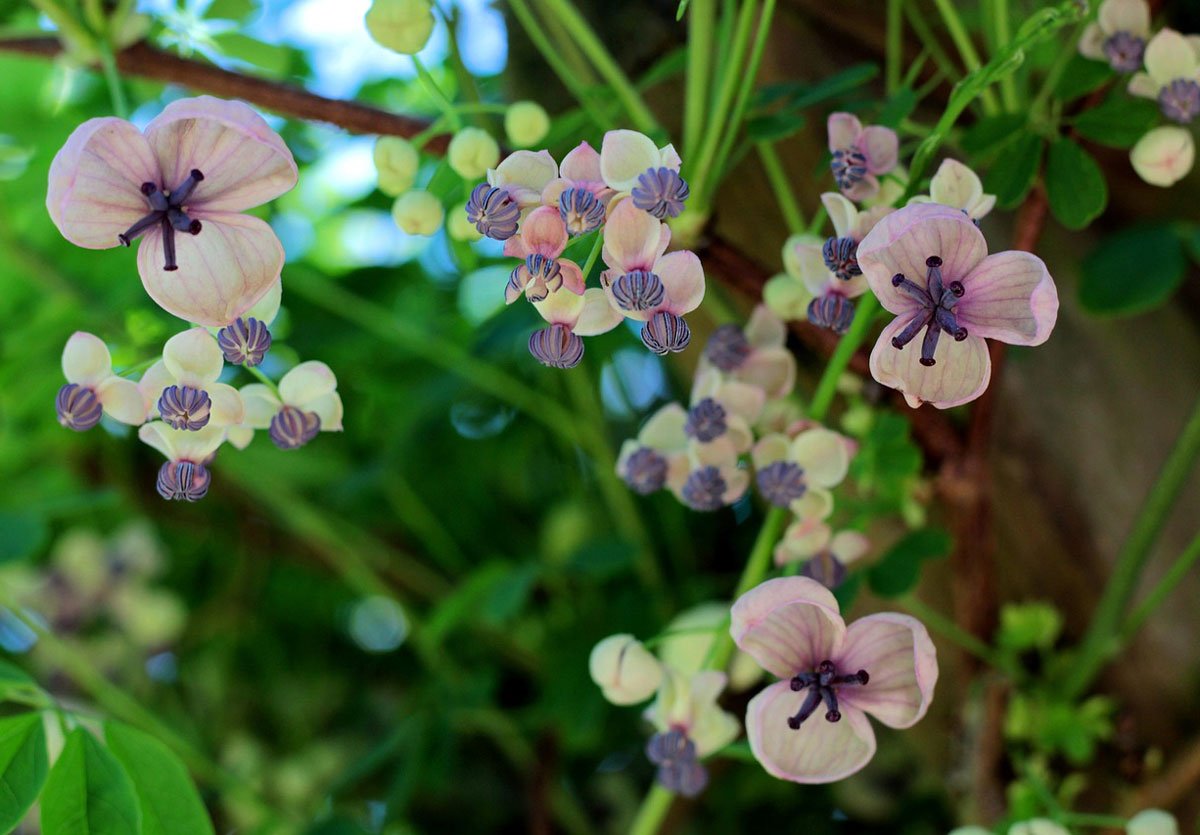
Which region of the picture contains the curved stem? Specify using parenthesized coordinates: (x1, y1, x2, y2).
(412, 55, 462, 130)
(98, 42, 130, 118)
(683, 0, 715, 160)
(886, 0, 904, 93)
(628, 784, 675, 835)
(246, 364, 281, 399)
(930, 0, 1000, 115)
(756, 142, 805, 234)
(1120, 530, 1200, 643)
(808, 294, 878, 419)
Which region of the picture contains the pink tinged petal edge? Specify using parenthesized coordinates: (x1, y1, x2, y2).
(139, 211, 285, 328)
(957, 250, 1058, 346)
(826, 112, 863, 151)
(857, 203, 989, 316)
(144, 96, 298, 212)
(601, 200, 664, 273)
(869, 320, 992, 409)
(747, 681, 877, 783)
(514, 206, 569, 257)
(62, 331, 114, 385)
(836, 613, 938, 729)
(47, 117, 162, 249)
(858, 126, 899, 174)
(730, 576, 846, 679)
(559, 141, 602, 183)
(842, 174, 880, 204)
(655, 250, 705, 315)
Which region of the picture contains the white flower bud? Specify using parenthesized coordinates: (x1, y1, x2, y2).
(447, 128, 501, 180)
(948, 828, 993, 835)
(365, 0, 434, 55)
(762, 274, 811, 322)
(505, 101, 551, 148)
(391, 190, 444, 236)
(1009, 820, 1071, 835)
(447, 201, 482, 241)
(588, 634, 662, 705)
(1127, 810, 1179, 835)
(374, 136, 420, 196)
(1130, 126, 1194, 187)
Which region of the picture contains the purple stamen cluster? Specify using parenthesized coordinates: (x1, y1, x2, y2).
(517, 253, 563, 303)
(529, 323, 585, 369)
(646, 729, 708, 798)
(1102, 31, 1146, 73)
(558, 187, 606, 235)
(1158, 79, 1200, 124)
(807, 293, 856, 335)
(703, 324, 752, 371)
(786, 659, 869, 729)
(611, 270, 666, 311)
(269, 405, 321, 450)
(631, 167, 690, 220)
(822, 235, 862, 281)
(641, 312, 691, 355)
(756, 461, 807, 507)
(56, 383, 103, 431)
(684, 397, 728, 442)
(830, 148, 868, 191)
(623, 447, 668, 494)
(156, 460, 211, 502)
(217, 317, 272, 367)
(465, 183, 521, 241)
(889, 255, 968, 366)
(680, 465, 726, 511)
(801, 551, 848, 589)
(119, 169, 205, 272)
(158, 385, 212, 431)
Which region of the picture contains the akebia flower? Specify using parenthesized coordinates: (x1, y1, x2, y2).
(826, 113, 898, 202)
(857, 203, 1059, 409)
(57, 332, 147, 431)
(529, 286, 622, 369)
(229, 361, 343, 450)
(214, 278, 280, 368)
(139, 328, 244, 432)
(908, 159, 996, 221)
(731, 577, 937, 783)
(542, 142, 611, 236)
(643, 669, 740, 796)
(1128, 29, 1200, 124)
(138, 422, 226, 501)
(503, 207, 586, 303)
(1078, 0, 1152, 73)
(1130, 126, 1195, 186)
(588, 634, 663, 705)
(599, 129, 686, 219)
(751, 427, 851, 512)
(47, 96, 297, 327)
(697, 306, 796, 399)
(467, 150, 559, 241)
(688, 368, 767, 453)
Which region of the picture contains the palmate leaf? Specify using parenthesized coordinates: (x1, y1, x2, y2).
(984, 131, 1044, 209)
(105, 723, 214, 835)
(40, 728, 141, 835)
(1079, 224, 1187, 316)
(1045, 138, 1108, 229)
(0, 712, 48, 833)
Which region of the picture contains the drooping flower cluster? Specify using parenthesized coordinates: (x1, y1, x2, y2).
(48, 97, 342, 501)
(462, 130, 706, 368)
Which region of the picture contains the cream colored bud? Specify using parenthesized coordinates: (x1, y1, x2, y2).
(374, 136, 420, 196)
(447, 128, 501, 180)
(1130, 126, 1194, 187)
(1127, 810, 1179, 835)
(365, 0, 434, 55)
(588, 634, 662, 705)
(505, 101, 551, 148)
(447, 202, 482, 241)
(763, 274, 812, 322)
(1009, 820, 1071, 835)
(391, 190, 444, 236)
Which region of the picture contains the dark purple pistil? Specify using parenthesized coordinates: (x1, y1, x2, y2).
(1158, 79, 1200, 125)
(56, 383, 103, 431)
(558, 187, 606, 235)
(756, 460, 806, 507)
(631, 167, 690, 219)
(269, 405, 322, 450)
(786, 659, 869, 729)
(623, 447, 668, 494)
(703, 324, 751, 371)
(466, 183, 520, 241)
(529, 323, 585, 369)
(888, 255, 968, 367)
(118, 169, 205, 272)
(822, 235, 862, 281)
(611, 270, 665, 311)
(681, 465, 726, 511)
(641, 312, 691, 355)
(646, 728, 708, 798)
(684, 397, 727, 442)
(807, 293, 856, 335)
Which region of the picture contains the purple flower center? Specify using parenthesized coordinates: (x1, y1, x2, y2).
(611, 270, 665, 311)
(822, 235, 862, 281)
(216, 317, 272, 367)
(681, 465, 727, 511)
(801, 551, 848, 589)
(684, 397, 728, 442)
(831, 148, 868, 191)
(511, 253, 563, 303)
(646, 728, 708, 798)
(807, 293, 856, 335)
(529, 323, 585, 369)
(269, 405, 322, 450)
(631, 167, 690, 220)
(118, 169, 205, 272)
(703, 324, 751, 371)
(787, 659, 870, 728)
(558, 187, 606, 235)
(756, 461, 806, 507)
(641, 312, 691, 355)
(1158, 79, 1200, 125)
(1102, 31, 1145, 73)
(888, 255, 969, 367)
(465, 183, 520, 240)
(623, 447, 668, 494)
(158, 385, 212, 431)
(56, 383, 103, 431)
(156, 460, 211, 501)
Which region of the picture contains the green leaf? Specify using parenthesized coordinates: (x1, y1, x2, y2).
(0, 510, 49, 563)
(1054, 54, 1114, 101)
(0, 713, 48, 833)
(877, 88, 917, 128)
(984, 132, 1044, 209)
(105, 723, 214, 835)
(41, 728, 142, 835)
(0, 659, 39, 703)
(1079, 224, 1187, 316)
(960, 113, 1028, 157)
(867, 528, 953, 598)
(752, 64, 879, 111)
(1072, 94, 1161, 148)
(745, 110, 808, 143)
(1045, 138, 1107, 229)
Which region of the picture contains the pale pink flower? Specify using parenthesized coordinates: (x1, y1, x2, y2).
(907, 159, 996, 220)
(1079, 0, 1151, 72)
(696, 306, 797, 399)
(486, 149, 559, 209)
(731, 576, 937, 783)
(138, 328, 244, 431)
(541, 141, 611, 236)
(503, 206, 587, 303)
(751, 427, 851, 514)
(47, 96, 297, 327)
(827, 113, 898, 202)
(857, 203, 1059, 409)
(1127, 30, 1200, 124)
(230, 361, 343, 450)
(56, 332, 147, 431)
(1130, 126, 1195, 186)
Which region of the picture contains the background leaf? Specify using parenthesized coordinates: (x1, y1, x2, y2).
(1079, 224, 1187, 316)
(105, 723, 214, 835)
(985, 132, 1044, 208)
(41, 728, 142, 835)
(1072, 93, 1161, 148)
(1045, 138, 1107, 229)
(0, 712, 48, 833)
(867, 528, 953, 598)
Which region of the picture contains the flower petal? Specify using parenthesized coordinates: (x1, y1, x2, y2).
(830, 530, 870, 565)
(790, 487, 833, 522)
(1127, 72, 1160, 98)
(62, 332, 114, 385)
(308, 392, 344, 431)
(1144, 29, 1199, 86)
(929, 159, 983, 212)
(747, 681, 877, 783)
(745, 305, 785, 348)
(739, 348, 797, 400)
(207, 382, 244, 427)
(242, 277, 283, 326)
(1130, 126, 1195, 187)
(789, 427, 850, 488)
(163, 327, 224, 386)
(600, 129, 661, 192)
(238, 383, 281, 429)
(511, 205, 568, 257)
(533, 285, 587, 326)
(775, 517, 832, 564)
(47, 117, 161, 249)
(751, 433, 790, 469)
(139, 211, 285, 327)
(488, 150, 559, 206)
(95, 377, 147, 425)
(559, 140, 602, 183)
(1099, 0, 1150, 39)
(656, 250, 705, 315)
(640, 403, 689, 451)
(821, 193, 859, 240)
(1078, 23, 1107, 60)
(730, 576, 845, 679)
(783, 234, 833, 296)
(857, 203, 989, 315)
(279, 361, 337, 408)
(145, 96, 297, 212)
(602, 199, 666, 273)
(763, 274, 814, 321)
(859, 126, 899, 174)
(869, 321, 992, 409)
(571, 287, 624, 336)
(826, 112, 863, 151)
(137, 361, 174, 413)
(958, 251, 1058, 345)
(138, 421, 225, 461)
(836, 613, 938, 729)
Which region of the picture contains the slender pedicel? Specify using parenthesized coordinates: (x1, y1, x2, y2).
(529, 323, 585, 369)
(558, 187, 606, 235)
(56, 383, 103, 431)
(118, 170, 205, 271)
(610, 270, 665, 311)
(756, 461, 806, 507)
(641, 312, 691, 355)
(158, 385, 212, 431)
(465, 183, 520, 240)
(623, 447, 668, 494)
(684, 397, 728, 442)
(631, 167, 690, 220)
(269, 405, 321, 450)
(680, 465, 727, 511)
(216, 317, 272, 367)
(703, 324, 751, 371)
(156, 460, 211, 501)
(888, 255, 969, 366)
(786, 659, 869, 729)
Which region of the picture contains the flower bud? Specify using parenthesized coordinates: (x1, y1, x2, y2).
(365, 0, 434, 55)
(447, 201, 482, 241)
(763, 274, 811, 321)
(588, 634, 662, 705)
(948, 829, 993, 835)
(374, 136, 420, 196)
(1127, 810, 1179, 835)
(447, 128, 501, 180)
(1130, 126, 1194, 187)
(1009, 820, 1070, 835)
(391, 190, 444, 236)
(505, 101, 550, 148)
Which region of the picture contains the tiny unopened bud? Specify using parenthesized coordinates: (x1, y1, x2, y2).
(1130, 126, 1194, 187)
(504, 101, 550, 147)
(447, 128, 501, 180)
(1126, 810, 1179, 835)
(588, 634, 662, 705)
(365, 0, 434, 55)
(392, 190, 444, 236)
(374, 136, 420, 196)
(447, 201, 482, 241)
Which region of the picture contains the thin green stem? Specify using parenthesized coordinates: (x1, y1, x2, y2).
(97, 42, 129, 119)
(628, 785, 675, 835)
(930, 0, 1000, 115)
(904, 1, 964, 87)
(115, 357, 158, 378)
(246, 364, 281, 398)
(901, 596, 1013, 672)
(412, 55, 462, 130)
(808, 295, 878, 419)
(993, 0, 1019, 110)
(1120, 530, 1200, 643)
(579, 230, 605, 279)
(1064, 391, 1200, 698)
(683, 0, 715, 160)
(29, 0, 95, 54)
(1029, 23, 1085, 117)
(886, 0, 904, 94)
(756, 142, 804, 234)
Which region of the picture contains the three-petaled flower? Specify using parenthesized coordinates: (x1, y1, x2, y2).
(56, 333, 147, 431)
(139, 422, 226, 502)
(1128, 29, 1200, 124)
(139, 329, 244, 434)
(503, 206, 586, 303)
(826, 113, 899, 202)
(1079, 0, 1152, 73)
(230, 361, 344, 450)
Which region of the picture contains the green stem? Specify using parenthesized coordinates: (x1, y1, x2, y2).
(628, 785, 675, 835)
(246, 364, 281, 398)
(1120, 530, 1200, 643)
(412, 55, 462, 130)
(115, 357, 159, 378)
(993, 0, 1019, 110)
(1064, 391, 1200, 698)
(904, 1, 964, 87)
(930, 0, 1000, 115)
(683, 0, 715, 160)
(808, 295, 878, 419)
(98, 42, 129, 119)
(579, 230, 605, 280)
(1029, 23, 1085, 117)
(756, 142, 804, 234)
(886, 0, 904, 94)
(901, 596, 1013, 672)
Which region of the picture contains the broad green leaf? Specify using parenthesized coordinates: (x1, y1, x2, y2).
(105, 723, 214, 835)
(425, 561, 540, 643)
(961, 113, 1028, 157)
(1045, 138, 1107, 229)
(1079, 224, 1186, 316)
(985, 132, 1044, 209)
(0, 713, 48, 833)
(1072, 94, 1161, 148)
(867, 528, 953, 598)
(41, 728, 142, 835)
(1054, 54, 1114, 101)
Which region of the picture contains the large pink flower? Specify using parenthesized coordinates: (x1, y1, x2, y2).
(47, 96, 297, 327)
(857, 203, 1059, 409)
(731, 577, 937, 783)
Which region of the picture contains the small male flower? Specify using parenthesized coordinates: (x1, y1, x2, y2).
(542, 142, 611, 236)
(47, 96, 297, 327)
(588, 634, 663, 705)
(1128, 30, 1200, 124)
(503, 206, 586, 303)
(138, 422, 226, 501)
(688, 368, 767, 453)
(466, 150, 559, 241)
(392, 190, 444, 236)
(1130, 125, 1195, 186)
(447, 127, 501, 180)
(599, 129, 683, 200)
(673, 440, 749, 512)
(504, 101, 551, 148)
(857, 203, 1059, 409)
(731, 576, 937, 783)
(139, 328, 244, 432)
(696, 306, 797, 399)
(908, 159, 996, 221)
(364, 0, 434, 55)
(615, 404, 691, 494)
(784, 528, 870, 589)
(374, 136, 420, 197)
(827, 113, 899, 202)
(751, 427, 851, 512)
(1078, 0, 1152, 73)
(57, 332, 147, 431)
(214, 277, 280, 368)
(644, 669, 740, 795)
(229, 361, 343, 450)
(528, 286, 622, 369)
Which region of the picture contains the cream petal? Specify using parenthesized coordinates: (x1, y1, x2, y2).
(601, 199, 664, 273)
(745, 305, 786, 348)
(62, 332, 114, 385)
(826, 112, 863, 151)
(853, 205, 895, 240)
(730, 576, 845, 679)
(279, 361, 337, 408)
(929, 159, 983, 211)
(783, 235, 833, 296)
(1144, 29, 1200, 85)
(1099, 0, 1151, 38)
(830, 530, 870, 565)
(533, 285, 587, 326)
(640, 403, 689, 451)
(488, 150, 558, 206)
(837, 613, 938, 729)
(1130, 126, 1195, 187)
(226, 426, 254, 450)
(869, 320, 992, 409)
(242, 277, 283, 326)
(239, 383, 281, 429)
(1078, 22, 1107, 60)
(139, 212, 285, 328)
(658, 143, 682, 171)
(790, 427, 850, 488)
(137, 361, 173, 416)
(739, 349, 797, 400)
(138, 422, 225, 461)
(843, 174, 880, 203)
(163, 327, 224, 386)
(137, 421, 177, 460)
(776, 517, 832, 563)
(820, 193, 859, 240)
(1127, 72, 1161, 98)
(655, 250, 705, 315)
(790, 487, 833, 522)
(207, 382, 244, 427)
(747, 681, 877, 783)
(958, 251, 1058, 346)
(515, 205, 568, 257)
(559, 140, 602, 183)
(751, 433, 791, 469)
(572, 287, 624, 336)
(859, 126, 899, 174)
(971, 193, 997, 220)
(763, 273, 814, 321)
(308, 392, 344, 431)
(857, 203, 989, 315)
(95, 376, 147, 425)
(720, 381, 767, 424)
(600, 129, 661, 192)
(46, 117, 161, 249)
